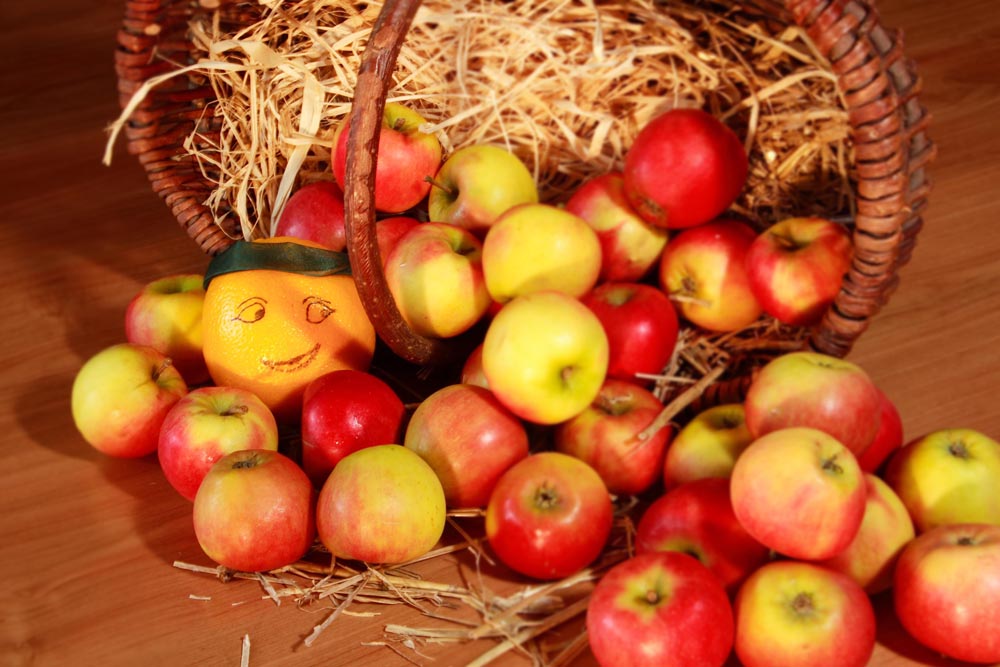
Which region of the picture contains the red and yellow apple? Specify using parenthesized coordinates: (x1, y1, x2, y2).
(158, 386, 279, 501)
(374, 215, 420, 266)
(662, 403, 752, 488)
(71, 343, 188, 458)
(272, 180, 346, 251)
(856, 386, 904, 473)
(192, 449, 316, 572)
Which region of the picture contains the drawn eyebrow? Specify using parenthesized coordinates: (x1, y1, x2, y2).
(302, 295, 332, 304)
(237, 296, 268, 308)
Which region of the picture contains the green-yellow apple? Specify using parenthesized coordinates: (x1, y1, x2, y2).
(883, 428, 1000, 532)
(623, 108, 748, 230)
(272, 180, 346, 251)
(71, 343, 188, 458)
(587, 551, 734, 667)
(893, 523, 1000, 664)
(427, 144, 538, 235)
(485, 451, 613, 580)
(482, 203, 602, 303)
(734, 560, 876, 667)
(404, 383, 529, 508)
(384, 222, 491, 338)
(658, 218, 763, 331)
(332, 102, 442, 213)
(635, 478, 771, 595)
(553, 378, 672, 496)
(815, 473, 915, 594)
(125, 274, 208, 384)
(745, 216, 852, 326)
(158, 386, 279, 501)
(564, 172, 668, 282)
(743, 351, 882, 456)
(316, 444, 446, 564)
(730, 427, 866, 560)
(193, 449, 316, 572)
(481, 291, 608, 425)
(662, 403, 752, 488)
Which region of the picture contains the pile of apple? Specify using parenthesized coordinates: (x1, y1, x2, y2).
(70, 102, 1000, 666)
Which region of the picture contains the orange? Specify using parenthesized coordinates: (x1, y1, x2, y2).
(202, 237, 376, 422)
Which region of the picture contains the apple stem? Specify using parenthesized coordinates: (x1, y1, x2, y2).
(771, 231, 806, 252)
(392, 117, 407, 132)
(948, 440, 971, 459)
(821, 455, 844, 476)
(957, 535, 977, 546)
(221, 404, 250, 418)
(424, 175, 456, 197)
(151, 358, 173, 381)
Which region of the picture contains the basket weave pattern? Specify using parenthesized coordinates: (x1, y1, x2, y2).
(114, 0, 934, 371)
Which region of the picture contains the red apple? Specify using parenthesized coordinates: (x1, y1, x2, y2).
(272, 180, 346, 251)
(71, 343, 188, 458)
(300, 369, 406, 487)
(815, 473, 915, 594)
(316, 444, 446, 564)
(459, 344, 489, 389)
(662, 403, 753, 488)
(193, 449, 316, 572)
(564, 172, 668, 282)
(332, 102, 442, 213)
(486, 452, 613, 580)
(857, 386, 904, 473)
(742, 351, 882, 457)
(658, 218, 763, 332)
(623, 108, 747, 230)
(124, 274, 209, 385)
(581, 282, 679, 383)
(745, 216, 852, 326)
(553, 378, 672, 496)
(158, 386, 279, 501)
(404, 383, 529, 508)
(734, 560, 876, 667)
(375, 215, 421, 266)
(893, 523, 1000, 664)
(587, 551, 734, 667)
(635, 478, 771, 595)
(730, 427, 866, 560)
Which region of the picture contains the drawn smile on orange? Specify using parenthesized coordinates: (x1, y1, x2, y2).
(262, 343, 321, 373)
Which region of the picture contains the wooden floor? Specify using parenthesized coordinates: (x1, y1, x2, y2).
(2, 0, 998, 665)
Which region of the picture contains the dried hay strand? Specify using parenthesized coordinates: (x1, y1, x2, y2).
(106, 0, 852, 242)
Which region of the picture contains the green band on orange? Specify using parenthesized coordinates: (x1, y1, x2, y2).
(203, 241, 352, 289)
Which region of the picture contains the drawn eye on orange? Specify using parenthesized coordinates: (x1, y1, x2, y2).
(234, 296, 267, 324)
(304, 296, 336, 324)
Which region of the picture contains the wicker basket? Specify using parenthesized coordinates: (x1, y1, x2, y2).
(113, 0, 934, 388)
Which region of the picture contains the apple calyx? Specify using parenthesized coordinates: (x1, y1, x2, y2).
(220, 404, 249, 418)
(957, 535, 977, 547)
(594, 393, 632, 417)
(533, 482, 561, 511)
(948, 439, 971, 460)
(791, 591, 817, 617)
(231, 452, 263, 470)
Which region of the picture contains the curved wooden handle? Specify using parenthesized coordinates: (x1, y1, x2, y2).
(341, 0, 457, 366)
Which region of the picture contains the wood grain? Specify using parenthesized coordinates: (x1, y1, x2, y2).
(2, 1, 998, 665)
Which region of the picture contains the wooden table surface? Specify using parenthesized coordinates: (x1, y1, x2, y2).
(3, 0, 999, 665)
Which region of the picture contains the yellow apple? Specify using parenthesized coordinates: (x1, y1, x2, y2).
(884, 428, 1000, 532)
(662, 403, 752, 488)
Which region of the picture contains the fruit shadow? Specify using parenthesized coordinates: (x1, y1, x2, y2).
(870, 591, 958, 666)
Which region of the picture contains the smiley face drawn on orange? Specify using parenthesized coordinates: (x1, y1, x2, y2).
(202, 267, 376, 422)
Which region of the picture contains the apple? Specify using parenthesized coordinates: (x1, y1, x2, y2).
(384, 222, 492, 338)
(374, 215, 420, 266)
(730, 427, 866, 560)
(815, 473, 915, 594)
(485, 451, 613, 580)
(742, 351, 882, 457)
(635, 478, 771, 595)
(482, 203, 602, 303)
(71, 343, 188, 458)
(459, 343, 489, 389)
(564, 172, 668, 282)
(661, 403, 753, 488)
(553, 378, 672, 496)
(734, 560, 877, 667)
(883, 428, 1000, 532)
(192, 449, 316, 572)
(300, 369, 406, 487)
(124, 274, 209, 385)
(272, 180, 346, 251)
(587, 551, 734, 667)
(158, 386, 279, 501)
(316, 444, 446, 564)
(623, 107, 747, 230)
(856, 386, 904, 473)
(404, 383, 529, 508)
(658, 218, 763, 332)
(580, 282, 679, 383)
(481, 291, 609, 425)
(745, 216, 852, 326)
(332, 102, 442, 213)
(893, 523, 1000, 664)
(427, 144, 538, 235)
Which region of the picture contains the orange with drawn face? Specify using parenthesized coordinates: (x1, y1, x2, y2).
(202, 238, 376, 422)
